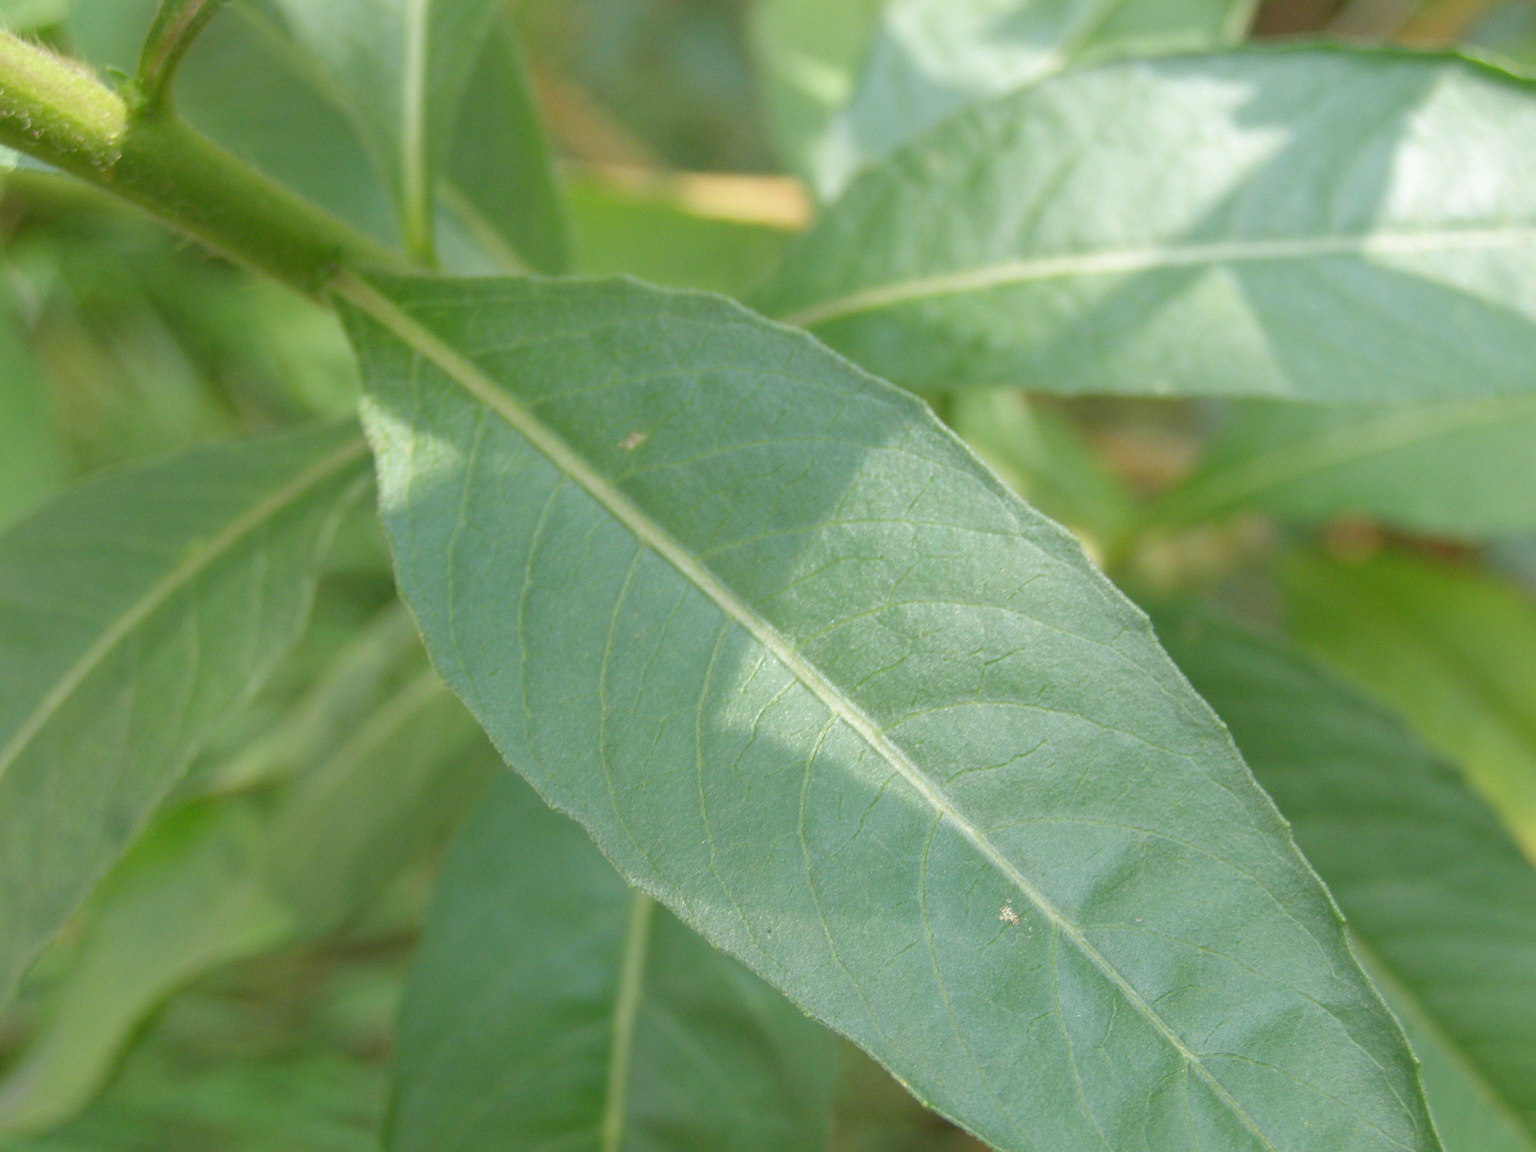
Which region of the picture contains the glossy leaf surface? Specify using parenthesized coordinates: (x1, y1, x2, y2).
(815, 0, 1253, 196)
(1160, 609, 1536, 1152)
(343, 273, 1437, 1152)
(391, 771, 836, 1152)
(0, 424, 367, 1010)
(759, 48, 1536, 400)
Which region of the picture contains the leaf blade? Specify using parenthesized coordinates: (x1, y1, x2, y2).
(1157, 608, 1536, 1151)
(343, 273, 1439, 1152)
(391, 771, 837, 1152)
(0, 424, 368, 1009)
(815, 0, 1253, 196)
(758, 47, 1536, 401)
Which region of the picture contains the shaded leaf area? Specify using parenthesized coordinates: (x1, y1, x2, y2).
(814, 0, 1253, 197)
(0, 292, 66, 529)
(748, 0, 885, 184)
(1282, 549, 1536, 855)
(0, 424, 368, 1011)
(1158, 607, 1536, 1152)
(0, 596, 492, 1134)
(1154, 394, 1536, 538)
(392, 772, 836, 1152)
(758, 48, 1536, 401)
(0, 936, 404, 1152)
(343, 273, 1437, 1152)
(0, 800, 289, 1134)
(66, 0, 567, 273)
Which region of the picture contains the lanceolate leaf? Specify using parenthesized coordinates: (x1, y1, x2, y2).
(758, 47, 1536, 401)
(0, 424, 368, 1010)
(391, 771, 837, 1152)
(0, 798, 290, 1135)
(1154, 394, 1536, 537)
(341, 273, 1438, 1152)
(815, 0, 1253, 197)
(265, 666, 495, 934)
(267, 0, 504, 261)
(1159, 609, 1536, 1151)
(0, 294, 66, 530)
(1283, 550, 1536, 856)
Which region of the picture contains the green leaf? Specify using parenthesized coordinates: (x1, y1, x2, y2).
(814, 0, 1254, 197)
(1158, 608, 1536, 1152)
(68, 0, 566, 273)
(391, 771, 837, 1152)
(1282, 549, 1536, 856)
(265, 665, 495, 934)
(1153, 394, 1536, 538)
(748, 0, 885, 183)
(439, 19, 568, 274)
(757, 47, 1536, 400)
(0, 798, 290, 1135)
(340, 272, 1439, 1152)
(0, 295, 67, 530)
(0, 424, 368, 1010)
(567, 174, 794, 296)
(266, 0, 505, 262)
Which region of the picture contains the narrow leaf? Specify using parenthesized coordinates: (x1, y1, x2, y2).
(748, 0, 885, 183)
(1154, 394, 1536, 537)
(0, 295, 66, 530)
(439, 18, 569, 274)
(815, 0, 1254, 197)
(1158, 608, 1536, 1152)
(341, 273, 1439, 1152)
(0, 424, 368, 1009)
(265, 666, 495, 934)
(758, 47, 1536, 401)
(267, 0, 505, 261)
(0, 798, 289, 1134)
(1283, 549, 1536, 855)
(391, 771, 837, 1152)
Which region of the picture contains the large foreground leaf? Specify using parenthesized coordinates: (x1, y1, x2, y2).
(0, 296, 65, 530)
(1155, 394, 1536, 537)
(1283, 549, 1536, 855)
(1159, 609, 1536, 1152)
(758, 48, 1536, 400)
(341, 273, 1437, 1152)
(815, 0, 1253, 197)
(391, 771, 836, 1152)
(0, 424, 368, 1009)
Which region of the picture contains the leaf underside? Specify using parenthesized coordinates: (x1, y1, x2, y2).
(342, 273, 1438, 1152)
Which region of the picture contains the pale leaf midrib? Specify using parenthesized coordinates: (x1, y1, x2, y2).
(339, 274, 1343, 1152)
(776, 226, 1536, 328)
(0, 435, 368, 784)
(602, 889, 656, 1152)
(401, 0, 431, 250)
(1352, 934, 1536, 1148)
(1160, 393, 1536, 525)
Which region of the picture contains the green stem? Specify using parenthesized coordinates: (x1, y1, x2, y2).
(138, 0, 235, 112)
(0, 30, 404, 297)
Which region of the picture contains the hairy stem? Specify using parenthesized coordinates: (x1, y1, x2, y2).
(0, 30, 404, 296)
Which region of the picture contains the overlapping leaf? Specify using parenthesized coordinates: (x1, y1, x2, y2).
(1283, 549, 1536, 855)
(1155, 394, 1536, 537)
(0, 424, 367, 1010)
(758, 48, 1536, 401)
(341, 273, 1439, 1152)
(814, 0, 1253, 196)
(392, 771, 836, 1152)
(1158, 608, 1536, 1152)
